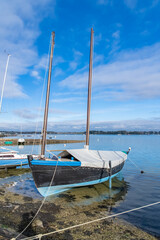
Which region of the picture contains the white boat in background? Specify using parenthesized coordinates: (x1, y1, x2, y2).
(18, 138, 25, 145)
(0, 147, 37, 169)
(0, 55, 37, 169)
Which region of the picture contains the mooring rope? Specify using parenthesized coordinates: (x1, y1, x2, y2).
(13, 200, 160, 240)
(127, 157, 142, 172)
(12, 159, 58, 240)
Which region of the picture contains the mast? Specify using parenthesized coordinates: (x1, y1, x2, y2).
(41, 32, 55, 157)
(0, 54, 11, 113)
(85, 28, 94, 149)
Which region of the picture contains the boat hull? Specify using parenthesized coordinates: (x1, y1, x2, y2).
(30, 160, 124, 196)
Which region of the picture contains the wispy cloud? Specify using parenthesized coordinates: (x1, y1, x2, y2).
(94, 33, 102, 45)
(52, 96, 85, 103)
(124, 0, 160, 11)
(14, 109, 39, 120)
(112, 30, 120, 39)
(0, 0, 55, 98)
(60, 42, 160, 100)
(53, 56, 65, 66)
(53, 67, 64, 77)
(1, 118, 160, 131)
(69, 49, 83, 71)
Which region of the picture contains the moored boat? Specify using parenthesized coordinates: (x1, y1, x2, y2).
(28, 29, 130, 197)
(0, 147, 37, 169)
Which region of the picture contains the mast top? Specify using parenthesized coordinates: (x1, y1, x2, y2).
(41, 32, 55, 157)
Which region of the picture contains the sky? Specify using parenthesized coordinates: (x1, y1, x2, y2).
(0, 0, 160, 131)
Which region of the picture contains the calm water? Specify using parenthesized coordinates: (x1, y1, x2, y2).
(2, 134, 160, 236)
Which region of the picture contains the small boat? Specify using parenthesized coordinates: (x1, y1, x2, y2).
(28, 30, 130, 197)
(0, 147, 37, 169)
(18, 138, 25, 145)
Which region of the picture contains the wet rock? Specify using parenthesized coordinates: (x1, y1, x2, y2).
(32, 219, 44, 228)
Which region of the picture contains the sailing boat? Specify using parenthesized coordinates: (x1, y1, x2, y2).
(28, 29, 130, 197)
(0, 55, 37, 169)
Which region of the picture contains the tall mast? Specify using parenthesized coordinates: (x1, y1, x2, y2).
(86, 28, 94, 148)
(41, 32, 55, 157)
(0, 54, 11, 113)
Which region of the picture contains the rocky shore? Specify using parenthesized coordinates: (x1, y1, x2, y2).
(0, 168, 158, 240)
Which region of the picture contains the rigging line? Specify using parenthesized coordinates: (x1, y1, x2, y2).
(17, 200, 160, 240)
(13, 159, 58, 240)
(0, 54, 11, 113)
(114, 151, 126, 162)
(46, 149, 59, 159)
(31, 36, 52, 155)
(127, 157, 142, 171)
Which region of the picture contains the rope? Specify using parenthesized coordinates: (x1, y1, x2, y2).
(14, 200, 160, 240)
(13, 159, 58, 240)
(127, 157, 142, 171)
(0, 54, 11, 112)
(46, 149, 58, 159)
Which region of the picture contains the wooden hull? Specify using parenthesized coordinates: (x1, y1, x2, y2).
(29, 160, 124, 196)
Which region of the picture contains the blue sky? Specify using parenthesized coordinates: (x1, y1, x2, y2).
(0, 0, 160, 131)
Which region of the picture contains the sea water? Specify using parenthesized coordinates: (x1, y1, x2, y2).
(2, 134, 160, 236)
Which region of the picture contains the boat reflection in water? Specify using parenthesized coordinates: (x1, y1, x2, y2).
(47, 173, 129, 210)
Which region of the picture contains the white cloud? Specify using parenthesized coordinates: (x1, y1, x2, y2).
(112, 30, 120, 39)
(31, 70, 41, 80)
(60, 42, 160, 100)
(69, 61, 78, 71)
(14, 109, 39, 120)
(93, 53, 104, 64)
(1, 118, 160, 131)
(69, 49, 83, 71)
(53, 68, 64, 77)
(52, 96, 85, 103)
(0, 0, 55, 98)
(94, 33, 102, 45)
(53, 56, 65, 66)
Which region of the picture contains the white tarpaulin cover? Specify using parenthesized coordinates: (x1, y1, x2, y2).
(59, 149, 127, 168)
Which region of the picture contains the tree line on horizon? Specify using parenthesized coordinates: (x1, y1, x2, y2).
(1, 130, 160, 136)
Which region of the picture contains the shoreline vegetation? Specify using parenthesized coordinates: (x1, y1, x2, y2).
(1, 130, 160, 138)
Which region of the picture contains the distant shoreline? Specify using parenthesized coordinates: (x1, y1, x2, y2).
(1, 130, 160, 137)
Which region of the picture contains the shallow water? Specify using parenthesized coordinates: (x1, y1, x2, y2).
(1, 134, 160, 237)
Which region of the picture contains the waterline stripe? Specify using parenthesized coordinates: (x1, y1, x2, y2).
(38, 172, 119, 197)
